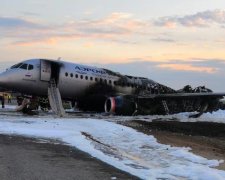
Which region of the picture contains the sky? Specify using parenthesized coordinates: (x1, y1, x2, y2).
(0, 0, 225, 91)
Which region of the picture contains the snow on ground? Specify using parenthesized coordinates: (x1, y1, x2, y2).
(191, 110, 225, 123)
(3, 104, 17, 110)
(3, 105, 225, 123)
(164, 110, 225, 123)
(106, 110, 225, 124)
(0, 114, 225, 179)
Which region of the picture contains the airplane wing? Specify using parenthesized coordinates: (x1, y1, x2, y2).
(136, 92, 225, 117)
(138, 92, 225, 99)
(106, 92, 225, 116)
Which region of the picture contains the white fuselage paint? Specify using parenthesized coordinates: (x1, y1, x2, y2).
(0, 59, 136, 99)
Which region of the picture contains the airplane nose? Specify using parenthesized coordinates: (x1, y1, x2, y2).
(0, 73, 6, 85)
(0, 72, 12, 89)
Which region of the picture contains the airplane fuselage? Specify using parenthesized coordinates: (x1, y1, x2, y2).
(0, 59, 171, 99)
(0, 58, 223, 115)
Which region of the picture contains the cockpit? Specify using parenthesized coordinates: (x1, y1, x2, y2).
(10, 63, 34, 70)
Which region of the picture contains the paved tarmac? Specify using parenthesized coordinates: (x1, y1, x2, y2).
(0, 134, 138, 180)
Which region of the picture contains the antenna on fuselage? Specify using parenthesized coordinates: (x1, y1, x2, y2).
(57, 57, 61, 61)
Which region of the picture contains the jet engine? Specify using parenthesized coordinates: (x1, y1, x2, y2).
(104, 96, 137, 115)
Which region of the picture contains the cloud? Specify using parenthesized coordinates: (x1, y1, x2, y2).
(12, 33, 85, 46)
(0, 17, 41, 28)
(156, 63, 217, 73)
(0, 13, 148, 46)
(99, 58, 224, 75)
(151, 37, 176, 43)
(1, 10, 225, 48)
(155, 9, 225, 28)
(3, 10, 225, 47)
(21, 12, 40, 17)
(67, 12, 147, 36)
(13, 38, 59, 46)
(100, 59, 225, 91)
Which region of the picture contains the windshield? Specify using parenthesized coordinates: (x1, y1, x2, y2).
(10, 63, 34, 70)
(10, 63, 23, 69)
(20, 64, 28, 70)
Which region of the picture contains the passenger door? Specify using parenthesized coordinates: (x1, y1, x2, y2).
(40, 60, 51, 81)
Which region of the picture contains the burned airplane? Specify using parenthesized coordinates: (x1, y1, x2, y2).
(0, 58, 224, 117)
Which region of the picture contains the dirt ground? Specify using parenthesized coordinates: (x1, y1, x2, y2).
(120, 120, 225, 170)
(0, 134, 138, 180)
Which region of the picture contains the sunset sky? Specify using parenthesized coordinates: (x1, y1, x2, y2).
(1, 0, 225, 91)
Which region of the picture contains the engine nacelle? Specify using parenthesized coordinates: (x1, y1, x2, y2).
(104, 96, 137, 115)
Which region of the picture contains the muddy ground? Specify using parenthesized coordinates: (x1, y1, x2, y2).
(120, 120, 225, 170)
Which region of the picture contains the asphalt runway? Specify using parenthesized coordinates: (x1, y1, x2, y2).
(0, 134, 138, 180)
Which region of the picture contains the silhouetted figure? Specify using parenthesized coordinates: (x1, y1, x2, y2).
(1, 95, 5, 108)
(8, 95, 11, 103)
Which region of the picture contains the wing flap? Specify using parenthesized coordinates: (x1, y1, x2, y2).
(139, 92, 225, 99)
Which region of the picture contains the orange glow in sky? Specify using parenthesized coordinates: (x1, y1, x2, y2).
(1, 1, 225, 91)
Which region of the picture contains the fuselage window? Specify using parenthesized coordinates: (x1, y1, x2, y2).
(114, 81, 117, 86)
(75, 74, 78, 78)
(80, 75, 83, 79)
(70, 73, 73, 77)
(28, 64, 34, 70)
(85, 76, 88, 80)
(95, 78, 98, 82)
(65, 72, 68, 77)
(90, 77, 93, 81)
(100, 78, 103, 83)
(109, 80, 112, 84)
(104, 79, 107, 84)
(20, 64, 28, 70)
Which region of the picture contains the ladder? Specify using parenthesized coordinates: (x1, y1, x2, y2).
(48, 79, 65, 117)
(162, 100, 169, 115)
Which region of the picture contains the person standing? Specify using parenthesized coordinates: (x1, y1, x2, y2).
(8, 95, 11, 103)
(1, 95, 5, 108)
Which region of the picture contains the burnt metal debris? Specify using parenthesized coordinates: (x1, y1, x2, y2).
(75, 70, 224, 117)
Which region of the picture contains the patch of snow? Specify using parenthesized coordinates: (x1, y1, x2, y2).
(0, 115, 224, 179)
(2, 104, 17, 110)
(108, 110, 225, 124)
(197, 110, 225, 123)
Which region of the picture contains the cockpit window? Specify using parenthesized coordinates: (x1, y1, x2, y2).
(10, 63, 33, 70)
(10, 63, 23, 69)
(20, 64, 28, 70)
(28, 64, 34, 70)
